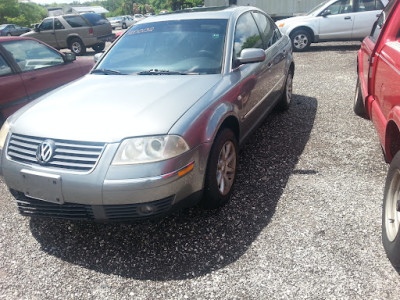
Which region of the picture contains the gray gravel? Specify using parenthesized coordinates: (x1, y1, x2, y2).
(1, 41, 400, 300)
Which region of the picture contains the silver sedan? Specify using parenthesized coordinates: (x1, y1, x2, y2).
(0, 6, 294, 221)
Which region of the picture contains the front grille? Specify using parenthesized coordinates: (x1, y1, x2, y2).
(14, 193, 95, 220)
(7, 134, 105, 172)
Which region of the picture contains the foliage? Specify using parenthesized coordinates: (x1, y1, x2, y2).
(0, 0, 204, 27)
(0, 0, 46, 27)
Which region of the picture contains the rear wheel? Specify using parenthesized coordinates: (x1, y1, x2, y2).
(290, 29, 311, 52)
(92, 42, 105, 53)
(69, 38, 86, 56)
(122, 23, 127, 29)
(7, 33, 12, 36)
(383, 152, 400, 267)
(353, 76, 368, 119)
(202, 128, 238, 209)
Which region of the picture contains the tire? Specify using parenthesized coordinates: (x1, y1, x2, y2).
(276, 69, 293, 111)
(383, 152, 400, 267)
(354, 76, 368, 119)
(92, 42, 105, 53)
(202, 128, 238, 209)
(290, 29, 311, 52)
(122, 23, 127, 29)
(7, 33, 12, 36)
(69, 38, 86, 56)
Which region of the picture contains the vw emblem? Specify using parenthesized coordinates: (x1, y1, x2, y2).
(36, 140, 55, 164)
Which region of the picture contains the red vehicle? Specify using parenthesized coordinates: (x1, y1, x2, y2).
(0, 36, 94, 123)
(354, 0, 400, 266)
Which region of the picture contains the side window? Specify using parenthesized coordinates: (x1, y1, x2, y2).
(358, 0, 385, 11)
(2, 40, 64, 72)
(64, 15, 88, 28)
(253, 11, 281, 49)
(81, 13, 108, 26)
(234, 12, 263, 59)
(39, 19, 54, 31)
(0, 55, 13, 76)
(54, 18, 65, 30)
(325, 0, 353, 15)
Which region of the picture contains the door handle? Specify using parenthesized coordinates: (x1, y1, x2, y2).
(344, 16, 351, 20)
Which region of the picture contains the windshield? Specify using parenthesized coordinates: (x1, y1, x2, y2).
(95, 19, 228, 75)
(307, 0, 330, 15)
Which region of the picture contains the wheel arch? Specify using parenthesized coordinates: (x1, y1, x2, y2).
(67, 35, 83, 47)
(385, 119, 400, 162)
(288, 26, 316, 42)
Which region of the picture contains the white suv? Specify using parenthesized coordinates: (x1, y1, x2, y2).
(276, 0, 387, 51)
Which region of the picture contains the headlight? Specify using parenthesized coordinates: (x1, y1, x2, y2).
(112, 135, 190, 165)
(0, 121, 10, 150)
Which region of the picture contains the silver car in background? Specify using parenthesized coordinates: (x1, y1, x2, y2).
(0, 6, 294, 221)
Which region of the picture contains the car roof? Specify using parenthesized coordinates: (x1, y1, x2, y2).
(140, 6, 259, 23)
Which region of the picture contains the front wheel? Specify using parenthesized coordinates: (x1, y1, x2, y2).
(290, 30, 311, 52)
(69, 38, 86, 56)
(202, 128, 238, 209)
(383, 152, 400, 267)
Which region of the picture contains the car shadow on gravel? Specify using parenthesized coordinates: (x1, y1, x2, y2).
(308, 42, 361, 52)
(28, 94, 317, 281)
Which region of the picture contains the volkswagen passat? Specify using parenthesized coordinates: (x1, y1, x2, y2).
(0, 6, 294, 221)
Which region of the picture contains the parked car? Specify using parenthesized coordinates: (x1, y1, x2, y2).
(0, 24, 30, 36)
(108, 16, 135, 29)
(276, 0, 387, 51)
(0, 6, 294, 221)
(22, 13, 114, 55)
(0, 36, 94, 123)
(133, 14, 146, 22)
(353, 0, 400, 266)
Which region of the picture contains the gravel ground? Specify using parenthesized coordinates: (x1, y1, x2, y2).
(1, 41, 400, 299)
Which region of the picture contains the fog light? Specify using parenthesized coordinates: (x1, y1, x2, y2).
(138, 204, 156, 215)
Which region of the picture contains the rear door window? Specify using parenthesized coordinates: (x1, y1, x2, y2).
(358, 0, 385, 11)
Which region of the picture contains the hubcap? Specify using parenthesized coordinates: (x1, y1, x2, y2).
(385, 169, 400, 242)
(72, 42, 81, 53)
(293, 34, 308, 50)
(216, 140, 236, 195)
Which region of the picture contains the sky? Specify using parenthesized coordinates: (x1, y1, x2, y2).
(31, 0, 96, 5)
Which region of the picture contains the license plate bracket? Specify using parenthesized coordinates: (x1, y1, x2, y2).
(21, 169, 64, 204)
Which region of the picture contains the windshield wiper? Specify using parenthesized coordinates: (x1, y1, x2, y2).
(92, 69, 126, 75)
(137, 69, 199, 75)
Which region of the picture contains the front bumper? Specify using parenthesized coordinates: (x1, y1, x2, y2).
(1, 141, 211, 221)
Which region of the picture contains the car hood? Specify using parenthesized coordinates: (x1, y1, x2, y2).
(10, 74, 221, 143)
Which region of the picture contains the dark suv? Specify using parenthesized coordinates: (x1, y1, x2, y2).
(22, 13, 114, 55)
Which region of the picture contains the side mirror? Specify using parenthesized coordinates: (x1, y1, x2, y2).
(321, 10, 331, 17)
(94, 52, 103, 63)
(64, 52, 76, 62)
(234, 48, 266, 68)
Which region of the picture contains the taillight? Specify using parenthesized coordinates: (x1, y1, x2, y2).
(89, 28, 93, 35)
